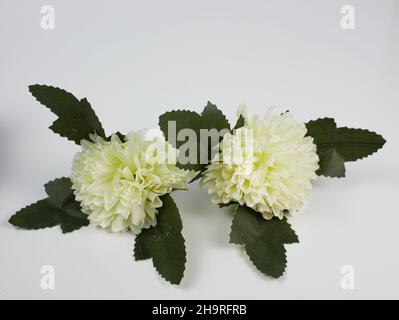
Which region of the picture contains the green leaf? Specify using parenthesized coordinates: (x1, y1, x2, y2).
(317, 149, 346, 178)
(306, 118, 386, 177)
(314, 127, 386, 162)
(44, 177, 74, 207)
(110, 131, 126, 142)
(201, 101, 230, 132)
(306, 118, 337, 135)
(199, 102, 230, 177)
(233, 114, 245, 130)
(158, 102, 230, 174)
(9, 177, 89, 233)
(59, 201, 89, 233)
(29, 85, 106, 144)
(159, 110, 203, 172)
(230, 206, 298, 278)
(9, 199, 61, 230)
(134, 194, 186, 285)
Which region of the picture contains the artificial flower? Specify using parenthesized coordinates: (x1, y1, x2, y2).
(201, 106, 319, 219)
(71, 130, 195, 233)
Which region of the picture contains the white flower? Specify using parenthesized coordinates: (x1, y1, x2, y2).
(201, 107, 319, 219)
(71, 131, 196, 233)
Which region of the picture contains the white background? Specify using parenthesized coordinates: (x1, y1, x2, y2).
(0, 0, 398, 299)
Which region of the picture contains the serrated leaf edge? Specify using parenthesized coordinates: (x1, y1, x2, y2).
(153, 236, 186, 285)
(132, 195, 187, 285)
(133, 232, 187, 285)
(48, 123, 83, 144)
(228, 210, 298, 278)
(158, 109, 202, 129)
(307, 119, 387, 163)
(60, 220, 89, 234)
(8, 198, 60, 230)
(315, 126, 386, 162)
(317, 170, 346, 179)
(230, 240, 288, 279)
(203, 101, 231, 130)
(306, 117, 337, 125)
(29, 84, 106, 143)
(28, 84, 78, 107)
(44, 176, 70, 191)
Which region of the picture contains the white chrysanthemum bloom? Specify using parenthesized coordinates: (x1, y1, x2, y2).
(201, 106, 319, 219)
(71, 130, 196, 233)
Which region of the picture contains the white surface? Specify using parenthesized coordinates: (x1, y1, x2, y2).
(0, 0, 398, 299)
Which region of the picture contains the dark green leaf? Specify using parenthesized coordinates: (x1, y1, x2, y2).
(59, 202, 90, 233)
(113, 131, 126, 142)
(105, 131, 126, 142)
(134, 194, 186, 285)
(189, 171, 203, 183)
(200, 102, 230, 174)
(159, 110, 203, 171)
(9, 199, 61, 230)
(317, 149, 346, 178)
(201, 101, 230, 132)
(306, 118, 386, 177)
(9, 177, 89, 233)
(159, 110, 202, 150)
(306, 118, 337, 135)
(313, 127, 386, 162)
(158, 102, 230, 173)
(44, 177, 74, 207)
(29, 85, 106, 144)
(233, 114, 245, 130)
(230, 206, 298, 278)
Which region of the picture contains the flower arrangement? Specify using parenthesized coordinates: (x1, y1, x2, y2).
(9, 85, 386, 284)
